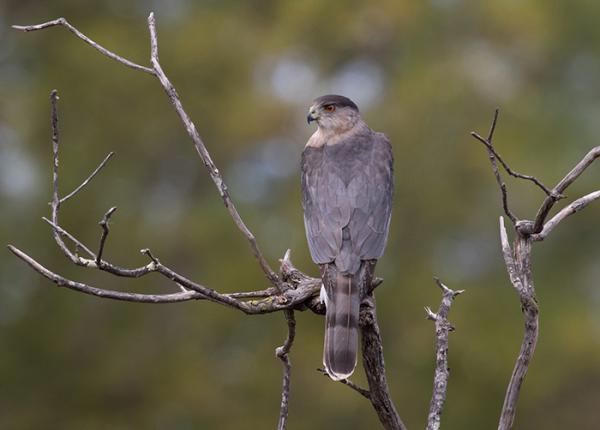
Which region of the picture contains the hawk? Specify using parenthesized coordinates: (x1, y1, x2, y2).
(301, 95, 393, 380)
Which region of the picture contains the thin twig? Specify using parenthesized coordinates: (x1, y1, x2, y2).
(48, 90, 80, 265)
(425, 278, 464, 430)
(340, 378, 372, 400)
(12, 18, 154, 74)
(96, 206, 117, 266)
(471, 109, 517, 223)
(41, 217, 96, 259)
(276, 310, 296, 430)
(472, 109, 556, 197)
(471, 138, 556, 197)
(317, 368, 371, 400)
(60, 152, 114, 203)
(140, 247, 159, 265)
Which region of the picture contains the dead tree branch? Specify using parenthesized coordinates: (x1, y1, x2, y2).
(472, 111, 599, 430)
(497, 217, 538, 430)
(96, 206, 117, 266)
(531, 190, 600, 241)
(316, 367, 372, 400)
(340, 378, 372, 400)
(8, 243, 320, 314)
(360, 295, 407, 430)
(15, 12, 597, 430)
(7, 245, 204, 303)
(7, 88, 322, 430)
(60, 151, 114, 204)
(146, 13, 280, 287)
(425, 278, 464, 430)
(10, 14, 405, 429)
(276, 310, 296, 430)
(13, 18, 154, 74)
(470, 109, 517, 223)
(14, 14, 280, 287)
(531, 146, 600, 234)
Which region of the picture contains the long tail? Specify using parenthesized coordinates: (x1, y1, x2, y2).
(322, 265, 361, 381)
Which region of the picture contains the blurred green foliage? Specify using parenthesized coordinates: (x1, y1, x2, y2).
(1, 1, 600, 429)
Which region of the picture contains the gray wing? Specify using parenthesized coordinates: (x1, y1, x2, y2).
(301, 133, 393, 271)
(348, 134, 393, 260)
(301, 146, 345, 264)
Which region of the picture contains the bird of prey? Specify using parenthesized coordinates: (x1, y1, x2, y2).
(302, 95, 393, 380)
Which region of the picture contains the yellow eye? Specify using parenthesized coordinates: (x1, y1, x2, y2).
(324, 105, 336, 113)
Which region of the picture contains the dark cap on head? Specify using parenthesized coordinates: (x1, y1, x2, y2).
(313, 94, 359, 112)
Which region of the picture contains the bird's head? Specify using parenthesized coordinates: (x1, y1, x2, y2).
(307, 95, 360, 132)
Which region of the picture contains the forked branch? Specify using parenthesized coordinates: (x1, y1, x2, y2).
(12, 18, 154, 74)
(12, 12, 600, 430)
(471, 109, 557, 224)
(473, 110, 598, 430)
(10, 14, 404, 430)
(425, 278, 464, 430)
(14, 13, 279, 287)
(532, 146, 600, 234)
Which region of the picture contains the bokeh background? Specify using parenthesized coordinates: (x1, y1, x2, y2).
(1, 1, 600, 429)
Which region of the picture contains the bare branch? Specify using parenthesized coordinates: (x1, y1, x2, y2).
(532, 146, 600, 233)
(360, 295, 407, 430)
(426, 278, 464, 430)
(96, 206, 117, 265)
(148, 12, 159, 62)
(227, 287, 279, 298)
(499, 300, 538, 430)
(41, 217, 96, 259)
(7, 245, 202, 303)
(12, 18, 155, 74)
(8, 242, 322, 313)
(13, 15, 405, 428)
(471, 136, 556, 198)
(316, 368, 371, 400)
(276, 310, 296, 430)
(39, 81, 287, 304)
(13, 14, 280, 288)
(340, 378, 371, 400)
(532, 190, 600, 241)
(497, 217, 539, 430)
(48, 90, 80, 265)
(499, 217, 519, 289)
(60, 152, 114, 204)
(145, 13, 281, 287)
(471, 109, 517, 223)
(472, 108, 556, 196)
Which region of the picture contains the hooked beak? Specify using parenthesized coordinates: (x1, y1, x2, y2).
(307, 110, 317, 124)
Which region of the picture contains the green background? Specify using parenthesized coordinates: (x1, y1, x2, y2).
(1, 1, 599, 429)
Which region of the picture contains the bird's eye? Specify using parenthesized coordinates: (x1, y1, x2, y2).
(324, 105, 336, 112)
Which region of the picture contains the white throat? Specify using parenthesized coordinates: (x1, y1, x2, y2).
(306, 119, 368, 148)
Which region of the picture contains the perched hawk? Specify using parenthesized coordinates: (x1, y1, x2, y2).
(301, 95, 393, 380)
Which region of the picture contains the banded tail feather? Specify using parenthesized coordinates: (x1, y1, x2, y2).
(322, 265, 361, 381)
